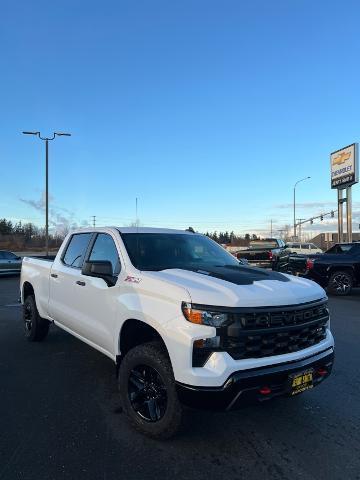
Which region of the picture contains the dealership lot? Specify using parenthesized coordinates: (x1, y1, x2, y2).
(0, 276, 359, 480)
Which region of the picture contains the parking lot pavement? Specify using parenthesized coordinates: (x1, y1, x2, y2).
(0, 277, 359, 480)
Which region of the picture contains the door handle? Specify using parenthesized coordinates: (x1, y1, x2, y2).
(51, 273, 58, 278)
(76, 280, 86, 286)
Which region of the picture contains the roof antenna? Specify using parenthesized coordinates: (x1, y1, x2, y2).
(186, 226, 195, 233)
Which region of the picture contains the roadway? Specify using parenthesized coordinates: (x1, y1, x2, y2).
(0, 275, 359, 480)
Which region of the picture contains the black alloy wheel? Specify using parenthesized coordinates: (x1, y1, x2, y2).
(24, 301, 34, 335)
(128, 364, 167, 422)
(23, 295, 50, 341)
(328, 271, 353, 296)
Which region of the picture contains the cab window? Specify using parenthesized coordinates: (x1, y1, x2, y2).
(89, 233, 121, 276)
(63, 233, 93, 268)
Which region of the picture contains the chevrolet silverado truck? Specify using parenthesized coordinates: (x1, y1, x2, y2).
(236, 238, 288, 269)
(20, 227, 334, 438)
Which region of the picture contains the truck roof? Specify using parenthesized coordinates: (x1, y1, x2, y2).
(70, 226, 200, 235)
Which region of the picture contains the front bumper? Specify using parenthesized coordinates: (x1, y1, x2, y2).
(176, 348, 334, 410)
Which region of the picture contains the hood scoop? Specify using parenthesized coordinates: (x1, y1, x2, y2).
(185, 265, 290, 286)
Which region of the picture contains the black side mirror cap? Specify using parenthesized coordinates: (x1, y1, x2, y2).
(82, 260, 117, 287)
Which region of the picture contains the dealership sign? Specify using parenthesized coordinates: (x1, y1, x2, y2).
(330, 143, 358, 189)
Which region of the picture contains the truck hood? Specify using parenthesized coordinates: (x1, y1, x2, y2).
(143, 265, 325, 307)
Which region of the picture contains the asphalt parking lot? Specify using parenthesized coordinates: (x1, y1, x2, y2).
(0, 276, 359, 480)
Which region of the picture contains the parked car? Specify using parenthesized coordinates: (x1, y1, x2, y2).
(20, 227, 334, 438)
(237, 238, 288, 269)
(285, 242, 323, 255)
(304, 242, 360, 295)
(0, 250, 22, 274)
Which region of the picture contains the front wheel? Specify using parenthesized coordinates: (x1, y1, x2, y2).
(118, 341, 182, 439)
(23, 295, 50, 341)
(327, 271, 353, 296)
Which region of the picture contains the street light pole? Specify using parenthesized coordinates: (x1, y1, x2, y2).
(293, 176, 311, 240)
(45, 139, 49, 256)
(22, 131, 71, 256)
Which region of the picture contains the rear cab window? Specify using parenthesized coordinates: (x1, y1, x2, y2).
(62, 233, 93, 268)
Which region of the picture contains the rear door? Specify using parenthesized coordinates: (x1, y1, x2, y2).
(48, 232, 93, 329)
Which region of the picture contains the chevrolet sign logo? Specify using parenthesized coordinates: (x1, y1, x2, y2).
(332, 151, 351, 166)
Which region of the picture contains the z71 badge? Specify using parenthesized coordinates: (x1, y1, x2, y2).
(124, 275, 141, 284)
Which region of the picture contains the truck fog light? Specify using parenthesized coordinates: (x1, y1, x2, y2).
(194, 337, 220, 349)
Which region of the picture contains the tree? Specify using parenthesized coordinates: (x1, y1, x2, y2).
(0, 218, 13, 234)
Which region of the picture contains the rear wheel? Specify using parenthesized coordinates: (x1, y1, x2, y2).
(23, 295, 50, 341)
(327, 271, 353, 296)
(118, 341, 182, 439)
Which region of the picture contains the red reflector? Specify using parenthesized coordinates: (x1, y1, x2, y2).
(317, 368, 327, 377)
(259, 386, 272, 395)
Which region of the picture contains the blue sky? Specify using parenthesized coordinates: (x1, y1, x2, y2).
(1, 0, 360, 237)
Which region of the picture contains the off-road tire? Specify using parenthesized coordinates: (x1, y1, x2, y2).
(23, 294, 50, 341)
(327, 270, 353, 296)
(118, 341, 182, 439)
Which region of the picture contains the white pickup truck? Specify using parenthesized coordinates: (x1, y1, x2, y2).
(20, 227, 334, 438)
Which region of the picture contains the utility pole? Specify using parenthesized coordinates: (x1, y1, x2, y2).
(270, 219, 273, 238)
(22, 131, 71, 256)
(297, 219, 306, 242)
(92, 216, 96, 228)
(277, 229, 286, 239)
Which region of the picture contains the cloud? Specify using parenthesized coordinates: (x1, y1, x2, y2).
(275, 201, 360, 210)
(20, 192, 89, 235)
(274, 201, 337, 209)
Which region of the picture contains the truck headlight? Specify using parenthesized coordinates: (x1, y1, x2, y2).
(182, 302, 231, 327)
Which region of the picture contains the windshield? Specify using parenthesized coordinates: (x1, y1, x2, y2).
(121, 233, 240, 271)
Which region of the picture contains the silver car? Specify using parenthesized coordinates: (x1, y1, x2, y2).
(0, 250, 22, 274)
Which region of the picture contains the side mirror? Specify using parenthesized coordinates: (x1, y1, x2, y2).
(82, 260, 117, 287)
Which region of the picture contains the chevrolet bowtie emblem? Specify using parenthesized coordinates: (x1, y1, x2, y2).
(332, 151, 351, 166)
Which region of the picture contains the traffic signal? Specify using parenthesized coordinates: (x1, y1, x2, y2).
(320, 215, 323, 221)
(310, 219, 314, 224)
(331, 210, 334, 218)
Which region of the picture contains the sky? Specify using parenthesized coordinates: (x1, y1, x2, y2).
(1, 0, 360, 238)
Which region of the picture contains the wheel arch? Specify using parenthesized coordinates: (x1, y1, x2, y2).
(328, 265, 355, 278)
(22, 281, 35, 301)
(117, 319, 170, 363)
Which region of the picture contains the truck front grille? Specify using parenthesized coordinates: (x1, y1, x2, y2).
(192, 299, 329, 366)
(224, 300, 329, 360)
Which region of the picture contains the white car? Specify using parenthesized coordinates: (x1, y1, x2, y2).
(20, 227, 334, 438)
(285, 242, 323, 255)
